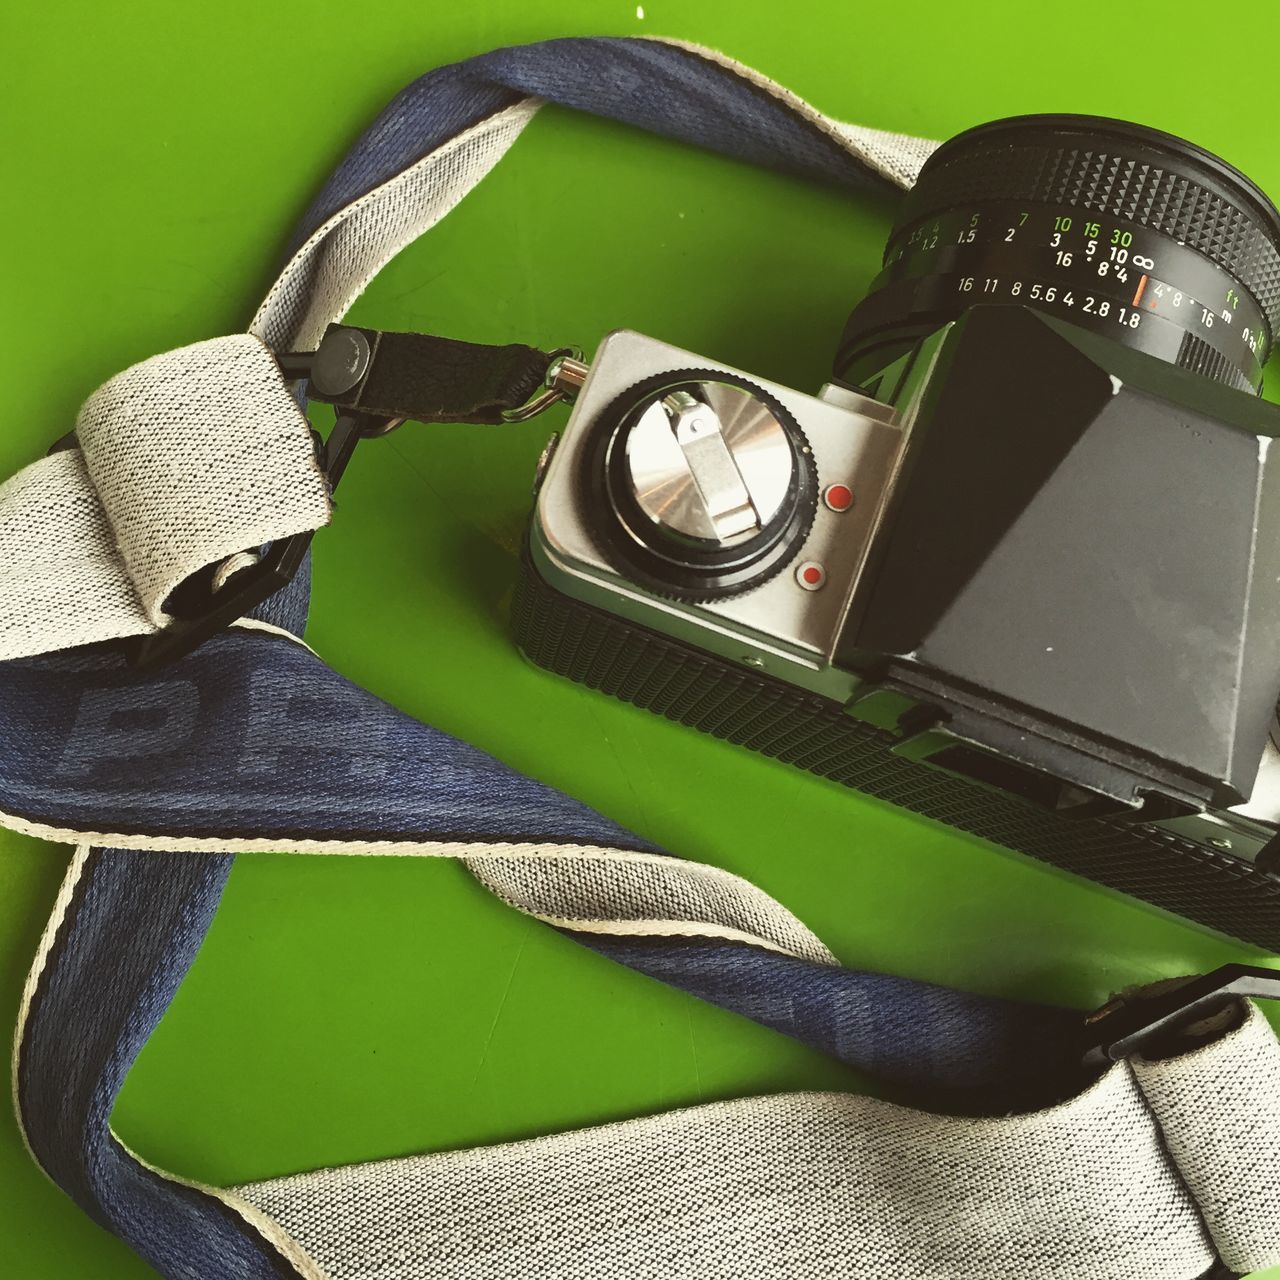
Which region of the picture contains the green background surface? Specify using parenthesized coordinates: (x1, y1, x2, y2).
(3, 2, 1280, 1275)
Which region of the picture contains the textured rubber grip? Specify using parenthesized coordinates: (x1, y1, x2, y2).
(513, 544, 1280, 950)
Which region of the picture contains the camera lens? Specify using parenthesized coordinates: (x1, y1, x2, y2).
(836, 115, 1280, 393)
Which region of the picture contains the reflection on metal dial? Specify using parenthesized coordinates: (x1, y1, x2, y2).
(623, 380, 796, 549)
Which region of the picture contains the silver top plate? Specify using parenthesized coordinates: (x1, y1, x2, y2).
(533, 330, 915, 699)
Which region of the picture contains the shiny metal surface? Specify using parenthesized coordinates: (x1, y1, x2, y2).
(501, 346, 586, 422)
(548, 354, 590, 398)
(533, 329, 911, 699)
(664, 390, 759, 541)
(622, 380, 794, 548)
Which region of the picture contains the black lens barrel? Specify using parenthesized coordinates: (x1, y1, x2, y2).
(838, 115, 1280, 393)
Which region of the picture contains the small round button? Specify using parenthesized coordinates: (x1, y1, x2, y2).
(796, 561, 825, 591)
(823, 483, 854, 513)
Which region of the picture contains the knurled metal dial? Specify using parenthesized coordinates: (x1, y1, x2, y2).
(585, 369, 818, 602)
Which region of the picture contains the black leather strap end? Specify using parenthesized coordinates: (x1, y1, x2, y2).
(309, 325, 552, 424)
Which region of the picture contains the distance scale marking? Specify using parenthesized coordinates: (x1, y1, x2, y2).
(881, 202, 1268, 386)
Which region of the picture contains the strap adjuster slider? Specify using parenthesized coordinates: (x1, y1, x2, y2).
(1082, 962, 1280, 1066)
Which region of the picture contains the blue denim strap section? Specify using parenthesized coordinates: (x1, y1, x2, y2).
(290, 36, 900, 250)
(5, 36, 1083, 1279)
(9, 634, 1082, 1276)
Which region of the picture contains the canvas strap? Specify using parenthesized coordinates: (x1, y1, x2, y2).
(2, 35, 1279, 1280)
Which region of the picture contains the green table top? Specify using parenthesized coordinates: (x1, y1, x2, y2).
(3, 2, 1279, 1275)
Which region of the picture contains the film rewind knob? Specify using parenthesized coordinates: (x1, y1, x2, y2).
(594, 372, 818, 602)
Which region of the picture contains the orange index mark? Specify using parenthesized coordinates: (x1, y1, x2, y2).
(1132, 274, 1148, 307)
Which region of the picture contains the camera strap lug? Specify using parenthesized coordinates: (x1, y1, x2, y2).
(503, 351, 590, 421)
(126, 325, 582, 668)
(1081, 963, 1280, 1067)
(302, 324, 583, 425)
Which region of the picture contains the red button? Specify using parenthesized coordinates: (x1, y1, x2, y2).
(823, 483, 854, 512)
(796, 561, 825, 591)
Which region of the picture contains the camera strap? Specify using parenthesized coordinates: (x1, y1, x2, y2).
(2, 36, 1279, 1280)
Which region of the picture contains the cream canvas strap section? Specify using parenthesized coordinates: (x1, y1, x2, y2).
(233, 1005, 1280, 1280)
(0, 334, 331, 661)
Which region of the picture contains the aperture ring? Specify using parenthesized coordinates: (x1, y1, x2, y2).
(895, 143, 1280, 331)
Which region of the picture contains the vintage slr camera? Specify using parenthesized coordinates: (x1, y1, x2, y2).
(513, 115, 1280, 949)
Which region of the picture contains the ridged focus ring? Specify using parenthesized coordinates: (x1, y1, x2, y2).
(838, 114, 1280, 392)
(893, 119, 1280, 332)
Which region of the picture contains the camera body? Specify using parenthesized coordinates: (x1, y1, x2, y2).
(515, 310, 1280, 947)
(514, 114, 1280, 947)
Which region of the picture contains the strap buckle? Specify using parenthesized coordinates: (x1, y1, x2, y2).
(1082, 963, 1280, 1067)
(126, 405, 388, 668)
(118, 326, 583, 668)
